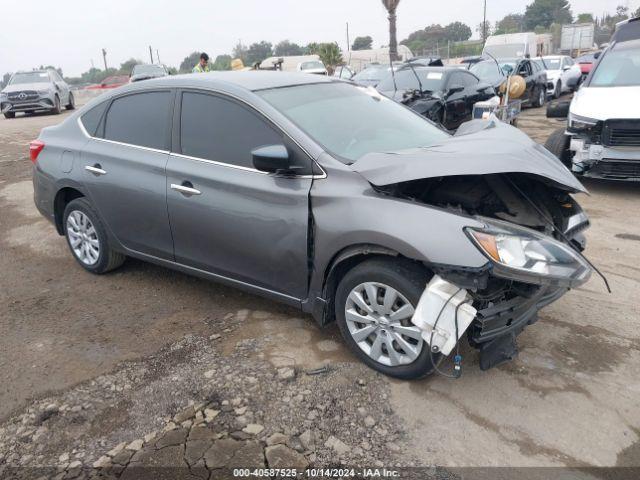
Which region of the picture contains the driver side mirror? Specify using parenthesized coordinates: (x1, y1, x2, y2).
(447, 84, 465, 96)
(252, 144, 292, 174)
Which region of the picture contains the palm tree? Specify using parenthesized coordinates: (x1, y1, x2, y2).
(382, 0, 401, 61)
(317, 43, 344, 74)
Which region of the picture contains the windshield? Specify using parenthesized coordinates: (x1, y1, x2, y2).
(132, 64, 165, 75)
(377, 68, 446, 93)
(470, 61, 505, 83)
(9, 72, 50, 85)
(484, 43, 526, 58)
(542, 57, 562, 70)
(590, 40, 640, 87)
(353, 66, 388, 82)
(258, 83, 449, 163)
(300, 61, 324, 70)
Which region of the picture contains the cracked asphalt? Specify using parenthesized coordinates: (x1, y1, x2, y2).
(0, 100, 639, 475)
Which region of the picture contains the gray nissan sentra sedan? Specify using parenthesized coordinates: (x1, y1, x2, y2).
(31, 72, 593, 379)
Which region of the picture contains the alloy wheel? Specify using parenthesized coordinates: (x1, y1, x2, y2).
(66, 210, 100, 265)
(344, 282, 423, 367)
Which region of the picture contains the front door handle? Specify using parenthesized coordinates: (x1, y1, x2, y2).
(171, 182, 201, 196)
(85, 164, 107, 175)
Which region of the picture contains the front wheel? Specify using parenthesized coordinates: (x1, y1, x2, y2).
(63, 198, 125, 274)
(335, 258, 439, 379)
(553, 81, 562, 99)
(544, 127, 573, 169)
(66, 92, 75, 110)
(533, 86, 546, 108)
(51, 95, 61, 114)
(3, 111, 15, 119)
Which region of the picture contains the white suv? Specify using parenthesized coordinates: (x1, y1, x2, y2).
(566, 18, 640, 181)
(541, 55, 582, 98)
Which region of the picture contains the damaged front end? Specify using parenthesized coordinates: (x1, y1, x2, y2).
(353, 119, 593, 371)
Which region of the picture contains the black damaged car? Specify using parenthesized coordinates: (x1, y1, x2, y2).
(376, 66, 495, 131)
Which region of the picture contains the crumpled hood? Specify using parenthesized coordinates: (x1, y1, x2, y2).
(351, 118, 587, 193)
(2, 82, 51, 93)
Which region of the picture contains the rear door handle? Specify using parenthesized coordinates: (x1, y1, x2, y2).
(85, 164, 107, 175)
(171, 183, 201, 196)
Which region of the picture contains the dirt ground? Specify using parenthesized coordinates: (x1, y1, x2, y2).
(0, 103, 639, 475)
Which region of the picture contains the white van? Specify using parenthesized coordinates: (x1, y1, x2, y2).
(483, 32, 537, 59)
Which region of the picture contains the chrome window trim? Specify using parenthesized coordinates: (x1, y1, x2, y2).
(77, 90, 327, 179)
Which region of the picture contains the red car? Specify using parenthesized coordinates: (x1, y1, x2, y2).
(576, 51, 601, 75)
(85, 75, 129, 90)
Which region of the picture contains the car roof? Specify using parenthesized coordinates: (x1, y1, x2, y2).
(119, 71, 337, 92)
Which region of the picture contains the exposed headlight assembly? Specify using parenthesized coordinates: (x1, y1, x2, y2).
(465, 219, 592, 287)
(568, 113, 598, 132)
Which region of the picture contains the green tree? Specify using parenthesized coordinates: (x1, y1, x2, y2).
(576, 13, 594, 23)
(445, 22, 472, 42)
(232, 42, 249, 63)
(118, 58, 141, 75)
(274, 40, 303, 56)
(381, 0, 401, 60)
(305, 42, 320, 55)
(352, 35, 373, 50)
(494, 13, 524, 34)
(315, 42, 343, 74)
(179, 52, 201, 73)
(245, 41, 273, 65)
(524, 0, 572, 30)
(477, 20, 492, 41)
(212, 55, 232, 71)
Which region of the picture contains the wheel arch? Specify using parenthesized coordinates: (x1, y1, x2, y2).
(53, 186, 85, 234)
(312, 243, 430, 326)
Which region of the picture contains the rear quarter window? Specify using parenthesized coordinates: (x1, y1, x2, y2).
(80, 101, 109, 137)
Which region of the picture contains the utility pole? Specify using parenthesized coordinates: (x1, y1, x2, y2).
(101, 48, 108, 70)
(156, 49, 161, 64)
(346, 22, 350, 51)
(483, 0, 487, 44)
(149, 46, 154, 63)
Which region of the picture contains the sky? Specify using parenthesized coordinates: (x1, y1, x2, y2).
(1, 0, 638, 77)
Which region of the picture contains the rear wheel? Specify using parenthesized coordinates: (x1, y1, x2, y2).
(63, 198, 125, 274)
(335, 258, 439, 379)
(544, 128, 573, 169)
(3, 111, 15, 119)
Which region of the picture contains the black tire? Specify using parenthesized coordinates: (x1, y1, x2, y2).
(544, 128, 573, 169)
(65, 92, 75, 110)
(3, 111, 15, 119)
(334, 258, 439, 380)
(63, 197, 125, 274)
(532, 85, 546, 108)
(553, 81, 562, 99)
(51, 95, 61, 115)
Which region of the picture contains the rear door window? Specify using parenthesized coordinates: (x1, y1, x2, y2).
(103, 91, 173, 150)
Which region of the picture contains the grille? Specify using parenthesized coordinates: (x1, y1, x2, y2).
(7, 90, 39, 102)
(603, 119, 640, 147)
(592, 160, 640, 179)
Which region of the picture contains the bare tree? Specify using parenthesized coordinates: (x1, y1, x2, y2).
(382, 0, 401, 60)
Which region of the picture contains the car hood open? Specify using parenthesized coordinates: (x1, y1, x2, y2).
(351, 118, 587, 193)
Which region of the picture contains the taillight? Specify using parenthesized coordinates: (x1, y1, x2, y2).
(29, 140, 45, 163)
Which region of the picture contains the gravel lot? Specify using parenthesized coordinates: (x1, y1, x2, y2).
(0, 104, 639, 477)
